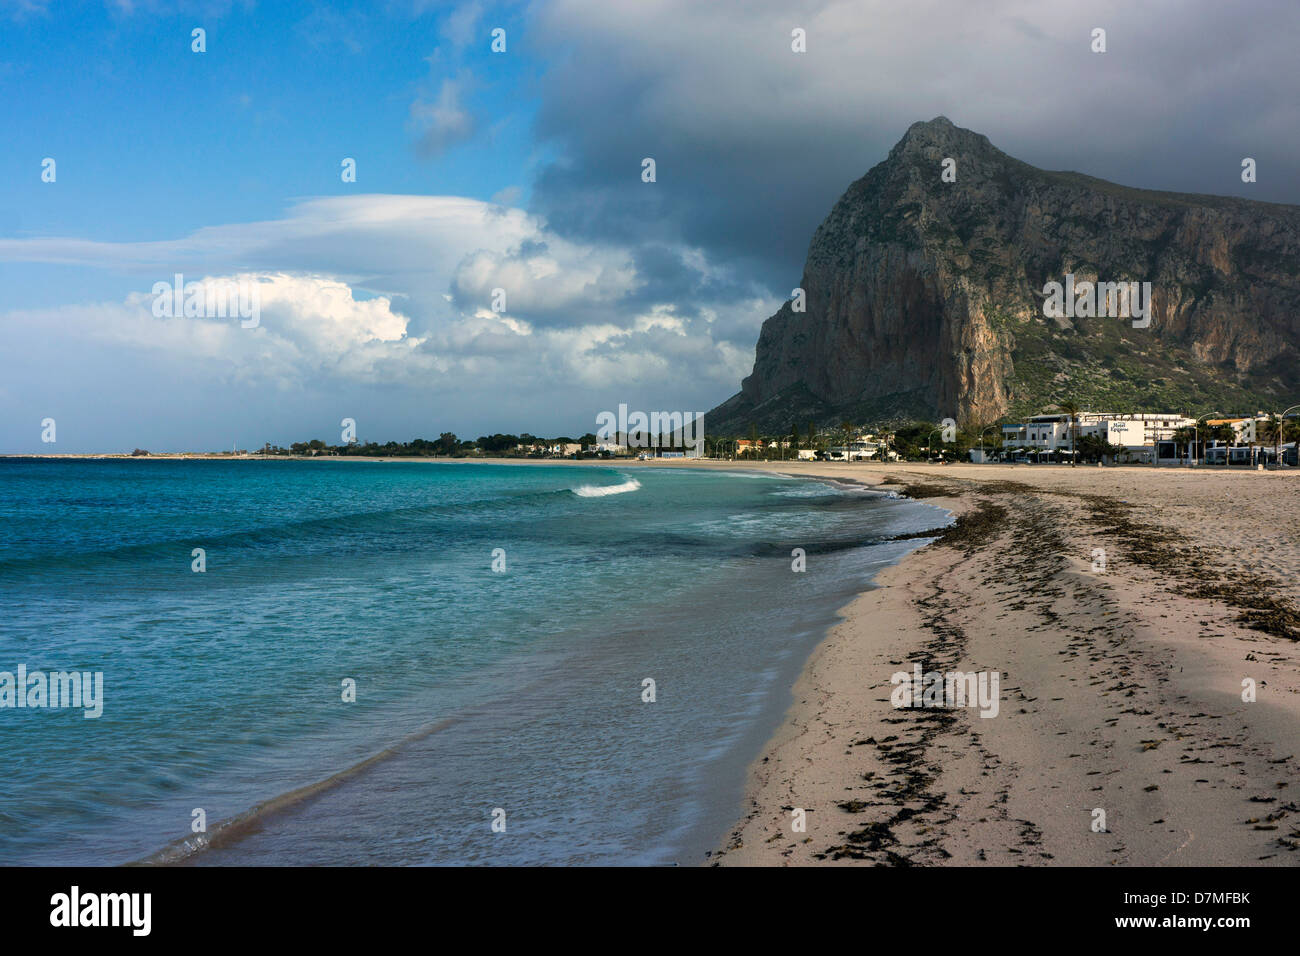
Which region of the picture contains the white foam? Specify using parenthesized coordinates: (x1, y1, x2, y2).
(571, 478, 642, 498)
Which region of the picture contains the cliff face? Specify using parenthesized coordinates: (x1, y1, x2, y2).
(710, 117, 1300, 434)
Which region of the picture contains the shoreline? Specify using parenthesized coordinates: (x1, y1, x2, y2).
(9, 456, 1298, 865)
(696, 462, 1300, 865)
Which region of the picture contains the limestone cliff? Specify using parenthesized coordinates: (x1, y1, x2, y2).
(710, 117, 1300, 433)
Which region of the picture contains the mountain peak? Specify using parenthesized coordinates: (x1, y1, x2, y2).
(911, 115, 955, 130)
(708, 119, 1300, 434)
(892, 115, 995, 160)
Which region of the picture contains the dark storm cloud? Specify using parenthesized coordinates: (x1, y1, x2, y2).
(524, 0, 1300, 295)
(620, 243, 761, 329)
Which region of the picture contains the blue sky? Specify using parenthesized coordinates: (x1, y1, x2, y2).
(2, 0, 1298, 452)
(1, 0, 537, 302)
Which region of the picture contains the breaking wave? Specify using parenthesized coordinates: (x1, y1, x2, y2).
(571, 478, 642, 498)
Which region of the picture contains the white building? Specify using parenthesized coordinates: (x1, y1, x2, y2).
(1085, 413, 1195, 446)
(1204, 415, 1273, 442)
(1002, 412, 1194, 454)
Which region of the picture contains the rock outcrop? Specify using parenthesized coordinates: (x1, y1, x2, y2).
(710, 117, 1300, 434)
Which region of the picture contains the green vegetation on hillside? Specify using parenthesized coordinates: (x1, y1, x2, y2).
(1004, 311, 1283, 420)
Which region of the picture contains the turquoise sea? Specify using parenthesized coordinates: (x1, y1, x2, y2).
(0, 459, 947, 865)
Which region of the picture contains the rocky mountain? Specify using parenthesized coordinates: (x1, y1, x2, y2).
(709, 117, 1300, 434)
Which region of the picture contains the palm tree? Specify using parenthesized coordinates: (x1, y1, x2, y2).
(1192, 411, 1225, 463)
(1206, 422, 1235, 462)
(1261, 414, 1281, 464)
(1285, 415, 1300, 464)
(1059, 400, 1081, 467)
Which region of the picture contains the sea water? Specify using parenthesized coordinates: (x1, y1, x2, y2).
(0, 459, 947, 865)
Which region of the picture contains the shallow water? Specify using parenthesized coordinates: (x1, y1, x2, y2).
(0, 459, 948, 865)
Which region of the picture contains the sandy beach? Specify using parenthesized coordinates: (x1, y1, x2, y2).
(667, 460, 1300, 866)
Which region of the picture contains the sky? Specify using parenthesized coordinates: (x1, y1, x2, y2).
(2, 0, 1298, 452)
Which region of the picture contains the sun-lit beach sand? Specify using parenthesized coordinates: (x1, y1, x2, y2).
(640, 461, 1300, 866)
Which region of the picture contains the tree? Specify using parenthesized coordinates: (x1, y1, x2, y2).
(1283, 417, 1300, 464)
(477, 434, 521, 455)
(1208, 423, 1236, 454)
(891, 423, 929, 460)
(1059, 400, 1080, 467)
(1078, 434, 1126, 463)
(1259, 414, 1282, 463)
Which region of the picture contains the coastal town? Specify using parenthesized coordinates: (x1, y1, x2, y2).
(219, 406, 1299, 468)
(709, 408, 1300, 466)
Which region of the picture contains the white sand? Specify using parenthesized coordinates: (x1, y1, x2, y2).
(692, 462, 1300, 866)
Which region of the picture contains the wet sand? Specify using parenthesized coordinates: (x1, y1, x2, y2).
(676, 461, 1300, 866)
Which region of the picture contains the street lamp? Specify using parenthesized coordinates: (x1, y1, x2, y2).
(1195, 411, 1223, 465)
(927, 427, 942, 463)
(978, 424, 1000, 463)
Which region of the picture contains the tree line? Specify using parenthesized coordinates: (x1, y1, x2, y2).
(253, 433, 604, 458)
